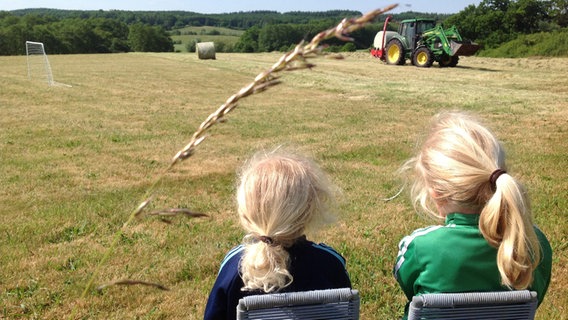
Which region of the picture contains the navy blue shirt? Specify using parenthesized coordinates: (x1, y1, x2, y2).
(204, 237, 351, 320)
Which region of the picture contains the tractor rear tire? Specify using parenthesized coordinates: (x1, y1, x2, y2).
(439, 54, 459, 67)
(413, 47, 434, 68)
(385, 39, 405, 65)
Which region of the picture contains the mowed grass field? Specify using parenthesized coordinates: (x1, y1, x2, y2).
(1, 51, 567, 319)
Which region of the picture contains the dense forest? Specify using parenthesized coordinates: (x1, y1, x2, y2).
(1, 0, 567, 56)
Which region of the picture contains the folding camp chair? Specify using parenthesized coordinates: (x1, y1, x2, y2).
(408, 290, 538, 320)
(236, 287, 360, 320)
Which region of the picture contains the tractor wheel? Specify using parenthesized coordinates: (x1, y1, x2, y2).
(439, 54, 459, 67)
(448, 56, 459, 67)
(385, 39, 405, 65)
(412, 47, 434, 68)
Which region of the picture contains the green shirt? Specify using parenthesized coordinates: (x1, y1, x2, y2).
(394, 213, 552, 315)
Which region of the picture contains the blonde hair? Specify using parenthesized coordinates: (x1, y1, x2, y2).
(405, 111, 541, 289)
(237, 148, 337, 292)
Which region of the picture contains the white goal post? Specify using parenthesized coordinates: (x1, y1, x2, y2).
(26, 41, 55, 86)
(25, 41, 72, 87)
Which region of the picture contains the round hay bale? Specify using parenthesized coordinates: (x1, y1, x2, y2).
(196, 42, 216, 60)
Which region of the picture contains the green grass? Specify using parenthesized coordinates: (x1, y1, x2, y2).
(1, 52, 567, 319)
(169, 26, 243, 52)
(480, 28, 568, 58)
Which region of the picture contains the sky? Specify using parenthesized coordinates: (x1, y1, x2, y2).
(1, 1, 482, 15)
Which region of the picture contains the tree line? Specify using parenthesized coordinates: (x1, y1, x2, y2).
(1, 0, 567, 56)
(0, 10, 363, 55)
(0, 14, 173, 55)
(232, 0, 568, 54)
(7, 8, 362, 30)
(232, 20, 391, 53)
(0, 9, 440, 55)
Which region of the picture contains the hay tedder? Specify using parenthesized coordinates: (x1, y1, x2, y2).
(371, 16, 480, 67)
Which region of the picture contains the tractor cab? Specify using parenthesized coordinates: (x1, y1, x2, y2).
(399, 18, 436, 52)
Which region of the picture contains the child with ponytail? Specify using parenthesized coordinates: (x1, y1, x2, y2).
(394, 112, 552, 318)
(204, 147, 351, 320)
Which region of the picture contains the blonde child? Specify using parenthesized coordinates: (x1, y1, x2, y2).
(394, 112, 552, 318)
(204, 148, 351, 320)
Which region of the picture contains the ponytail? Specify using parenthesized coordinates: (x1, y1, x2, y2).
(479, 172, 541, 289)
(239, 236, 293, 292)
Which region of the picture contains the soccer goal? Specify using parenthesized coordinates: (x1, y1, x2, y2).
(25, 41, 71, 87)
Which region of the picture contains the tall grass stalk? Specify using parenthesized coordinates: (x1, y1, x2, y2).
(69, 4, 398, 318)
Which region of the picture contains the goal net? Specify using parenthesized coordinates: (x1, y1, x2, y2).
(26, 41, 55, 85)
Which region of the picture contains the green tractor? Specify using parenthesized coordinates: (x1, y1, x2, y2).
(371, 17, 480, 67)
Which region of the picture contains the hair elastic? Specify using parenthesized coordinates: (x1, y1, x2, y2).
(258, 235, 275, 245)
(489, 169, 507, 191)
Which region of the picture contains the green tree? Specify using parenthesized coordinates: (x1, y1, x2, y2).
(446, 0, 553, 49)
(547, 0, 568, 27)
(234, 25, 260, 52)
(91, 18, 130, 53)
(53, 18, 105, 53)
(258, 24, 302, 52)
(0, 14, 57, 55)
(128, 23, 173, 52)
(505, 0, 548, 34)
(444, 5, 479, 41)
(31, 24, 62, 53)
(0, 16, 27, 55)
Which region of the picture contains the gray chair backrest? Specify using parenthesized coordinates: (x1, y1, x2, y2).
(408, 290, 538, 320)
(236, 287, 360, 320)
